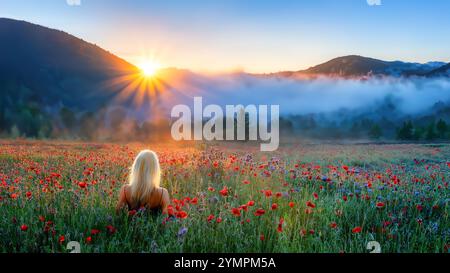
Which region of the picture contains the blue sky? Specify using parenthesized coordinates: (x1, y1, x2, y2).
(0, 0, 449, 72)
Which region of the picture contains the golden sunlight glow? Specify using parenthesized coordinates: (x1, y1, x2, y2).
(138, 60, 161, 77)
(101, 52, 196, 118)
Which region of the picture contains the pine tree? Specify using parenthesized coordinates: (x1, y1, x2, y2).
(397, 121, 414, 140)
(368, 124, 382, 139)
(436, 119, 448, 139)
(425, 121, 437, 140)
(413, 126, 424, 140)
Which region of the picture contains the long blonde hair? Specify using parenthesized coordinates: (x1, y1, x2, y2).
(129, 150, 161, 204)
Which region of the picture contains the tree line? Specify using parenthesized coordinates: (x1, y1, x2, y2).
(2, 105, 450, 142)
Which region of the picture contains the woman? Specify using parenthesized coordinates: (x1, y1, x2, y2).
(116, 150, 170, 215)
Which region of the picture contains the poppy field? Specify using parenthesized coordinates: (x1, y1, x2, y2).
(0, 140, 449, 253)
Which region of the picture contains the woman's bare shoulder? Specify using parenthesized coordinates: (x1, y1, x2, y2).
(160, 187, 170, 198)
(120, 184, 131, 196)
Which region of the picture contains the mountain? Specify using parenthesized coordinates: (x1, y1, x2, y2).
(0, 18, 139, 110)
(427, 63, 450, 77)
(303, 55, 389, 76)
(268, 55, 446, 78)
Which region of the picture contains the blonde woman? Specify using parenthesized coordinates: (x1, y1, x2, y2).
(116, 150, 170, 215)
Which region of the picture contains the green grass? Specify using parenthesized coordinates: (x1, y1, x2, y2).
(0, 141, 449, 253)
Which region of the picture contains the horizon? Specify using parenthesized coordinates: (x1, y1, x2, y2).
(1, 0, 449, 73)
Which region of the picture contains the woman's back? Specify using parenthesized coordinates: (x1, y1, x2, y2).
(115, 150, 170, 214)
(117, 184, 170, 214)
(125, 185, 166, 211)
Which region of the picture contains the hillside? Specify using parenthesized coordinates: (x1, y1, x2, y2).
(0, 18, 139, 108)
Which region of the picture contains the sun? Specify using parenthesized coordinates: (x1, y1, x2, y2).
(138, 61, 161, 77)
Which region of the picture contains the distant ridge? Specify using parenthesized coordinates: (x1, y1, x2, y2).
(427, 63, 450, 77)
(265, 55, 448, 78)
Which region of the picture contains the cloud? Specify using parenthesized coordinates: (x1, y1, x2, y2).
(367, 0, 381, 6)
(66, 0, 81, 6)
(151, 73, 450, 119)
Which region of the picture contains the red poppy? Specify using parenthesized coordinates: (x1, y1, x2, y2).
(190, 197, 198, 205)
(289, 202, 295, 208)
(254, 208, 266, 216)
(78, 182, 87, 189)
(416, 204, 423, 212)
(300, 229, 307, 237)
(208, 187, 215, 192)
(260, 234, 265, 241)
(343, 195, 348, 202)
(10, 193, 18, 199)
(176, 211, 188, 219)
(20, 224, 28, 231)
(91, 229, 100, 235)
(128, 210, 137, 216)
(275, 192, 282, 198)
(271, 203, 278, 210)
(207, 214, 215, 222)
(240, 204, 248, 212)
(38, 215, 45, 222)
(277, 218, 284, 232)
(242, 180, 250, 185)
(330, 222, 338, 229)
(216, 217, 223, 223)
(342, 165, 349, 171)
(106, 225, 116, 235)
(219, 187, 228, 197)
(352, 226, 362, 234)
(85, 236, 92, 244)
(376, 202, 385, 209)
(26, 191, 32, 199)
(247, 200, 255, 206)
(231, 208, 241, 217)
(306, 201, 316, 208)
(264, 190, 272, 197)
(58, 235, 65, 244)
(313, 192, 318, 200)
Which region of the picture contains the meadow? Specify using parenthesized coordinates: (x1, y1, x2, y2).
(0, 140, 449, 253)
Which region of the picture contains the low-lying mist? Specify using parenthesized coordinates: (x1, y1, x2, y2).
(148, 73, 450, 117)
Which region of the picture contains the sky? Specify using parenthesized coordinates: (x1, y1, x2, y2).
(0, 0, 449, 73)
